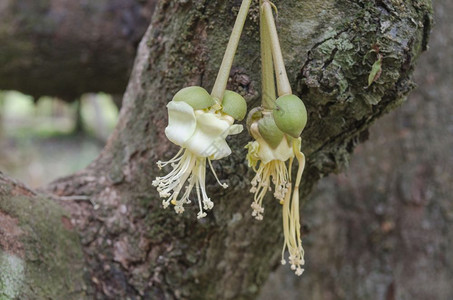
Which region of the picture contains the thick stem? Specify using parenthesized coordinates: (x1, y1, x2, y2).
(263, 1, 292, 96)
(260, 0, 277, 110)
(211, 0, 252, 102)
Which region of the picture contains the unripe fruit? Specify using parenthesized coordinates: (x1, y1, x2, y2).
(173, 86, 215, 110)
(222, 90, 247, 121)
(272, 94, 307, 138)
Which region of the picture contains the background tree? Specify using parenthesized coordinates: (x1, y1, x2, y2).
(0, 0, 156, 101)
(0, 0, 438, 299)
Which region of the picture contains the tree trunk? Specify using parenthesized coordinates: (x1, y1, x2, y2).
(0, 0, 156, 100)
(0, 172, 87, 299)
(0, 0, 432, 299)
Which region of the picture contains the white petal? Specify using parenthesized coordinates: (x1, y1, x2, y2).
(184, 112, 231, 157)
(196, 112, 231, 137)
(165, 101, 196, 146)
(228, 124, 243, 135)
(209, 138, 232, 160)
(258, 135, 294, 164)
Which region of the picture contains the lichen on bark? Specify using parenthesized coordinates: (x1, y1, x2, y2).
(0, 173, 87, 299)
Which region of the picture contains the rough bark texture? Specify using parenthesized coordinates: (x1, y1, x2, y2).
(0, 172, 87, 299)
(0, 0, 432, 299)
(260, 0, 453, 299)
(0, 0, 156, 100)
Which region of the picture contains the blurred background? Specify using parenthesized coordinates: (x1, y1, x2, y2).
(0, 92, 118, 187)
(0, 0, 156, 187)
(0, 0, 451, 299)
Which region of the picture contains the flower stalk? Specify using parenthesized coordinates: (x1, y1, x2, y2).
(211, 0, 253, 102)
(260, 0, 276, 110)
(262, 0, 292, 96)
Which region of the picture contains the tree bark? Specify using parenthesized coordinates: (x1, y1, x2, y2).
(0, 0, 432, 299)
(0, 0, 156, 100)
(0, 172, 87, 299)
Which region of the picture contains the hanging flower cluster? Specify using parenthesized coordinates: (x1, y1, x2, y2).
(246, 109, 307, 275)
(154, 0, 309, 276)
(241, 0, 309, 275)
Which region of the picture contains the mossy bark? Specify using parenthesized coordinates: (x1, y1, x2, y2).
(1, 0, 432, 299)
(0, 172, 87, 299)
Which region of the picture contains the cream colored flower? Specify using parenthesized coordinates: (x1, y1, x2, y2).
(153, 95, 243, 219)
(246, 116, 305, 276)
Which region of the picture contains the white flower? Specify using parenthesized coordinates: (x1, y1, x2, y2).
(246, 121, 293, 218)
(153, 100, 243, 219)
(246, 119, 306, 276)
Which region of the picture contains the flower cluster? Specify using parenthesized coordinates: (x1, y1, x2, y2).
(154, 0, 310, 277)
(246, 105, 307, 275)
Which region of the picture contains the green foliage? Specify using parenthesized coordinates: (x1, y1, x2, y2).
(0, 91, 118, 138)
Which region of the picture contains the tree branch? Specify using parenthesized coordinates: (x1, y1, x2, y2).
(0, 0, 156, 100)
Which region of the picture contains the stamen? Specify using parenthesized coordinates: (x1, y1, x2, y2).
(154, 149, 196, 211)
(154, 145, 231, 218)
(249, 160, 290, 221)
(195, 167, 205, 218)
(208, 158, 228, 188)
(280, 143, 306, 276)
(156, 148, 184, 169)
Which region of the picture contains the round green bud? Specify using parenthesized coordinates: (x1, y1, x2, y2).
(221, 90, 247, 121)
(258, 114, 284, 148)
(172, 86, 215, 110)
(272, 94, 307, 138)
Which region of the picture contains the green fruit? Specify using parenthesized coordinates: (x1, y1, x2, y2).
(172, 86, 215, 110)
(272, 94, 307, 138)
(258, 114, 284, 148)
(221, 90, 247, 121)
